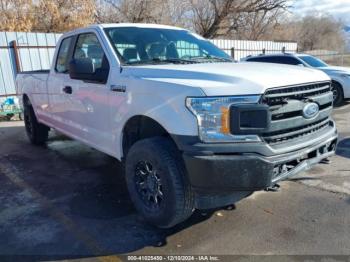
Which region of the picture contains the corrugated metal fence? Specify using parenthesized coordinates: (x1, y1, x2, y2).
(0, 32, 62, 99)
(0, 31, 297, 98)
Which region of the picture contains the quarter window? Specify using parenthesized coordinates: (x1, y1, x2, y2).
(55, 37, 73, 73)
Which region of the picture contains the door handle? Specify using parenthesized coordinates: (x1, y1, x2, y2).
(63, 86, 72, 94)
(110, 84, 126, 92)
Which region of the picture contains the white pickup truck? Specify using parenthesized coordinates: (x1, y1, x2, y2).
(17, 23, 338, 227)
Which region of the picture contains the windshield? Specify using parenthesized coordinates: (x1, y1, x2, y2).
(299, 55, 328, 68)
(104, 27, 233, 65)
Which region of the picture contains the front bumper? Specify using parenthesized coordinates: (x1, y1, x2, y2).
(173, 127, 338, 195)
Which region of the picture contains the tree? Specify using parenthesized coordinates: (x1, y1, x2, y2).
(32, 0, 96, 32)
(232, 7, 285, 40)
(188, 0, 289, 38)
(271, 13, 346, 52)
(0, 0, 289, 36)
(0, 0, 345, 54)
(96, 0, 190, 27)
(97, 0, 165, 23)
(297, 14, 345, 51)
(0, 0, 34, 32)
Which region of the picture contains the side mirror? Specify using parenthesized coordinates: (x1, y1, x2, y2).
(69, 58, 94, 78)
(69, 58, 108, 83)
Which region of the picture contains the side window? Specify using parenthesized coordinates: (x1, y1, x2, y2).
(283, 57, 303, 65)
(263, 57, 283, 63)
(271, 56, 302, 65)
(55, 37, 73, 73)
(247, 57, 274, 63)
(73, 33, 106, 71)
(247, 57, 265, 62)
(247, 56, 302, 65)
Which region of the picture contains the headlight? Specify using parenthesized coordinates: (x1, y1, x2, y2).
(186, 95, 262, 143)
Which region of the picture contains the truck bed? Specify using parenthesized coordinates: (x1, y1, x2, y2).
(16, 71, 49, 100)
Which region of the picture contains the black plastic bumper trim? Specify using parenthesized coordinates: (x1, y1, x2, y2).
(172, 132, 338, 194)
(171, 122, 337, 157)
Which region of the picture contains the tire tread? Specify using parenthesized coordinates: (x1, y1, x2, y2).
(24, 100, 49, 145)
(126, 137, 194, 228)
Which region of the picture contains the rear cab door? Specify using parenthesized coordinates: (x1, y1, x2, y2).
(46, 34, 76, 133)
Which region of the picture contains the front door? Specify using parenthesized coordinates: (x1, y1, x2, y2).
(66, 32, 113, 153)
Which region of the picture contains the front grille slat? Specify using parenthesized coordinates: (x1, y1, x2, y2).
(267, 107, 332, 132)
(263, 82, 331, 106)
(263, 118, 331, 144)
(265, 85, 330, 98)
(261, 81, 333, 146)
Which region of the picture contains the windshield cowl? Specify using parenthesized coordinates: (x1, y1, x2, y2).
(125, 57, 234, 66)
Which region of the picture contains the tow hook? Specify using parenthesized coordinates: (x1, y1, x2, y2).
(265, 183, 280, 192)
(320, 158, 331, 164)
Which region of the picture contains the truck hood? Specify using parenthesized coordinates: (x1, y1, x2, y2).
(127, 62, 330, 96)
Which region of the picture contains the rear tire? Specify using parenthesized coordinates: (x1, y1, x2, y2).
(331, 81, 344, 106)
(19, 112, 23, 121)
(125, 137, 194, 228)
(23, 99, 49, 145)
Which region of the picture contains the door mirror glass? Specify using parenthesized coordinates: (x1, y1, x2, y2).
(69, 58, 95, 81)
(69, 57, 94, 75)
(69, 58, 109, 83)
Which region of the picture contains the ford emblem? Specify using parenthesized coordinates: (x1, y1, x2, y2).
(302, 102, 319, 119)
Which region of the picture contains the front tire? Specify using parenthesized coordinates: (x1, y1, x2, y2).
(331, 82, 344, 106)
(23, 99, 49, 145)
(125, 137, 194, 228)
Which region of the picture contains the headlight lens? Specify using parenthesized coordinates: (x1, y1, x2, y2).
(186, 95, 262, 143)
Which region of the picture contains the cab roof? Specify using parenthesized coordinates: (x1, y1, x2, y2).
(94, 23, 185, 31)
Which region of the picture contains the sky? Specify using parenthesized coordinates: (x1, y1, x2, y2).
(292, 0, 350, 25)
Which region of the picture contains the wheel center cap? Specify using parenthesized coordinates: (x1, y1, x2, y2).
(146, 174, 157, 193)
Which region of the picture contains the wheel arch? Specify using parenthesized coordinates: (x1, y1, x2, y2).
(121, 115, 179, 159)
(331, 80, 344, 96)
(22, 94, 41, 122)
(331, 80, 345, 106)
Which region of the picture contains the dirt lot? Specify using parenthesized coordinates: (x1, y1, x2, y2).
(0, 103, 349, 261)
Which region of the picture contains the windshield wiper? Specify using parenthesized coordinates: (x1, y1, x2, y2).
(124, 56, 232, 66)
(162, 58, 200, 64)
(188, 55, 234, 63)
(124, 58, 198, 66)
